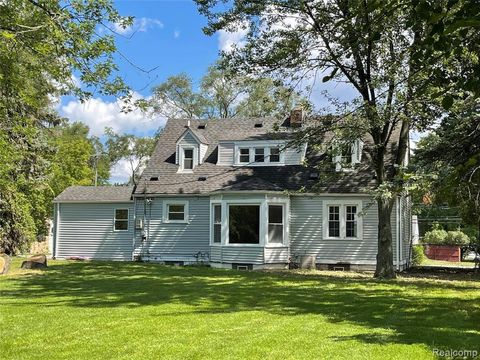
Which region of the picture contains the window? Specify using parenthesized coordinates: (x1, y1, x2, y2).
(324, 201, 362, 239)
(341, 144, 353, 165)
(183, 148, 194, 170)
(114, 209, 129, 231)
(163, 201, 188, 223)
(239, 148, 250, 163)
(346, 205, 357, 238)
(254, 148, 265, 162)
(228, 205, 260, 244)
(213, 204, 221, 244)
(268, 205, 284, 244)
(328, 206, 340, 238)
(269, 147, 280, 162)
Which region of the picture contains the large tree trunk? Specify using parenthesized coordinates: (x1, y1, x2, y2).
(375, 197, 396, 278)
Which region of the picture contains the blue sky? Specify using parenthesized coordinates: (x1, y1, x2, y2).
(59, 0, 420, 182)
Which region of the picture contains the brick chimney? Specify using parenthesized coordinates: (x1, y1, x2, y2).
(290, 107, 303, 127)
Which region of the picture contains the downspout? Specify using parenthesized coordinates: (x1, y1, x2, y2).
(396, 197, 400, 271)
(52, 202, 59, 259)
(131, 196, 137, 261)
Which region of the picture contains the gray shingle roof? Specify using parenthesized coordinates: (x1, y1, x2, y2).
(54, 186, 134, 202)
(134, 117, 397, 195)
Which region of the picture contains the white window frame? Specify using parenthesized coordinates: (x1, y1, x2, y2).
(226, 202, 263, 246)
(266, 203, 286, 246)
(178, 145, 198, 173)
(334, 139, 363, 172)
(322, 200, 363, 240)
(210, 202, 222, 245)
(113, 208, 129, 232)
(238, 147, 250, 164)
(234, 142, 286, 166)
(163, 200, 189, 223)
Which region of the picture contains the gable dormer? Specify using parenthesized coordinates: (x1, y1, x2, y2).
(333, 139, 364, 172)
(175, 126, 208, 172)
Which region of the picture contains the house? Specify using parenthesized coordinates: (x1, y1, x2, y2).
(52, 112, 412, 270)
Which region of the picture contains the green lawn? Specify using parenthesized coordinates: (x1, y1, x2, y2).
(1, 259, 479, 359)
(421, 258, 476, 268)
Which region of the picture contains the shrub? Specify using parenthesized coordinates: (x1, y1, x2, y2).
(421, 229, 471, 246)
(421, 229, 448, 245)
(411, 245, 426, 266)
(444, 230, 470, 246)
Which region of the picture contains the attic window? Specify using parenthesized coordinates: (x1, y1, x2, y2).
(254, 122, 263, 128)
(149, 176, 159, 181)
(198, 124, 207, 129)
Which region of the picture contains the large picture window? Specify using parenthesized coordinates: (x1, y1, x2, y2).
(228, 205, 260, 244)
(268, 205, 284, 244)
(212, 204, 221, 244)
(114, 209, 129, 231)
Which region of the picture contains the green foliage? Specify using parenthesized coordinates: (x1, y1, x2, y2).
(445, 230, 471, 246)
(0, 0, 129, 254)
(422, 228, 470, 246)
(105, 128, 157, 185)
(150, 64, 310, 119)
(411, 245, 426, 266)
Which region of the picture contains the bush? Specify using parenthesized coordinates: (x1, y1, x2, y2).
(421, 229, 470, 246)
(444, 230, 470, 246)
(411, 245, 426, 266)
(421, 229, 448, 245)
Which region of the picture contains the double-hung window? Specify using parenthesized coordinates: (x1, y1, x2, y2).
(164, 201, 188, 223)
(324, 201, 362, 239)
(239, 148, 250, 163)
(268, 205, 284, 244)
(212, 204, 222, 244)
(183, 148, 194, 170)
(269, 147, 280, 162)
(114, 209, 129, 231)
(254, 148, 265, 162)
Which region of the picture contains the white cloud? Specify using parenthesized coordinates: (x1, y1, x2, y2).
(218, 25, 248, 52)
(60, 94, 165, 137)
(113, 17, 163, 36)
(174, 30, 180, 39)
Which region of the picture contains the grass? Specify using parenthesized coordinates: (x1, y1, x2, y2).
(1, 259, 479, 360)
(421, 258, 476, 268)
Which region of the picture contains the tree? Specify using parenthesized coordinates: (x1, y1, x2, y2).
(195, 0, 480, 277)
(414, 98, 480, 243)
(105, 128, 157, 185)
(150, 64, 310, 119)
(0, 0, 131, 254)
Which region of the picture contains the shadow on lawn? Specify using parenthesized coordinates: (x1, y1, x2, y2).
(2, 261, 480, 350)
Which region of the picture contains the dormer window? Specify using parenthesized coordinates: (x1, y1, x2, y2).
(254, 148, 265, 162)
(183, 148, 194, 170)
(334, 139, 363, 172)
(269, 147, 280, 162)
(233, 142, 286, 166)
(239, 148, 250, 163)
